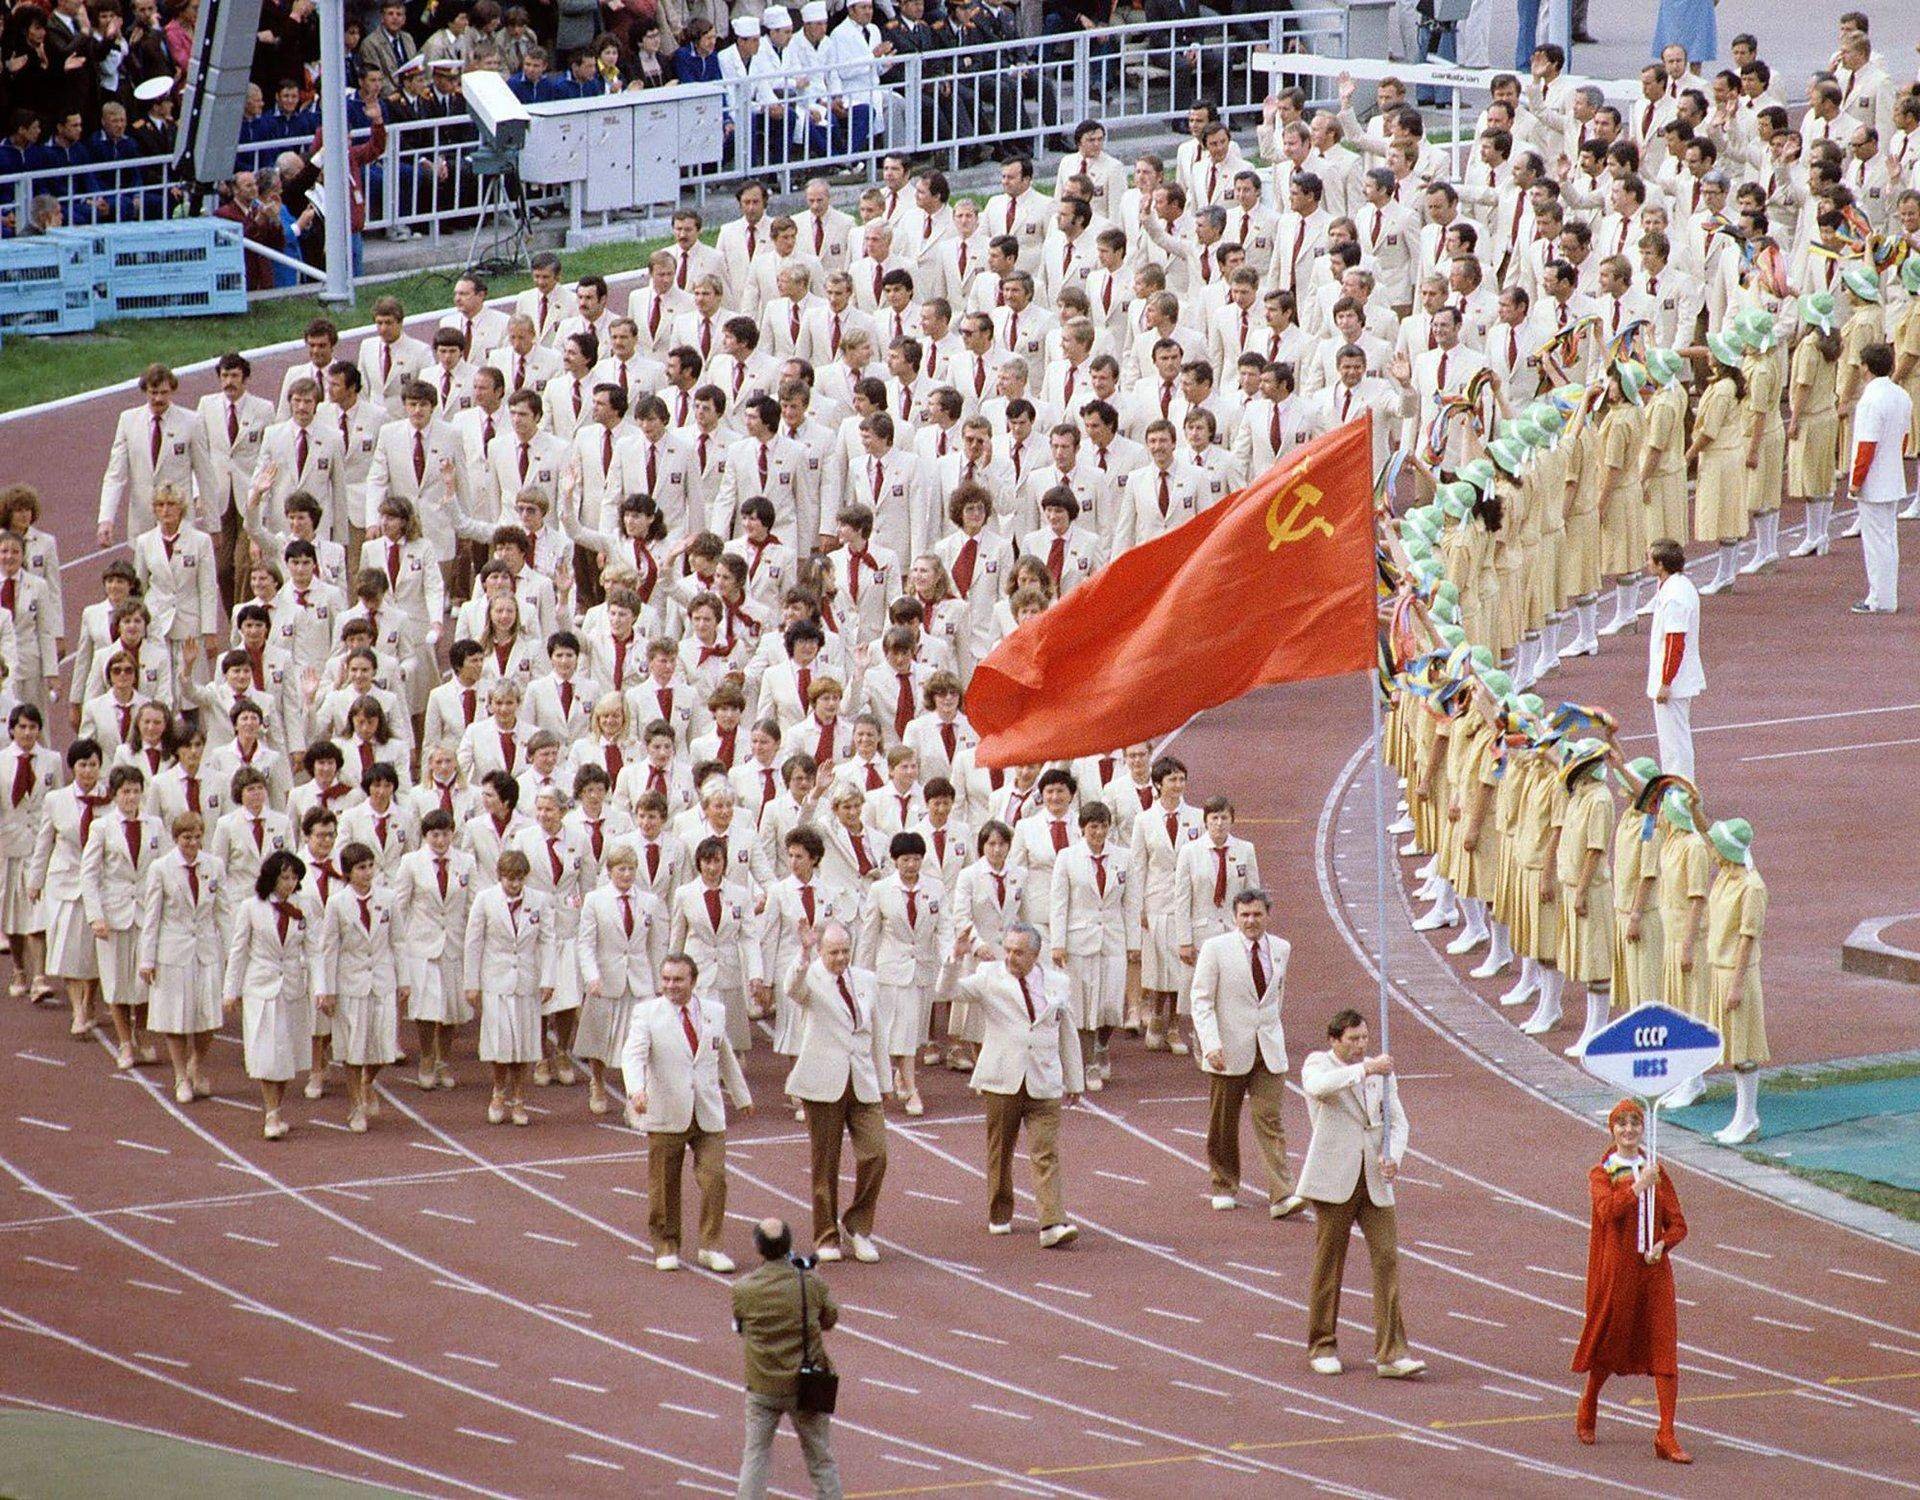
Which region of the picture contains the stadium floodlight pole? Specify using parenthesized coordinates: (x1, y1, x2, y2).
(316, 0, 355, 305)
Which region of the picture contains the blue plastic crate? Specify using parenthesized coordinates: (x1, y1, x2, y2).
(86, 220, 249, 320)
(0, 235, 98, 334)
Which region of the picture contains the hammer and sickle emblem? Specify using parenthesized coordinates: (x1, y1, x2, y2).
(1266, 479, 1335, 551)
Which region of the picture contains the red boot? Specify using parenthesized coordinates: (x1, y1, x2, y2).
(1654, 1430, 1692, 1464)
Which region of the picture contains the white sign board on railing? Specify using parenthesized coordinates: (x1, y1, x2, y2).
(517, 85, 727, 210)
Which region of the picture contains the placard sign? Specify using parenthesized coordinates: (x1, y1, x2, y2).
(1580, 1003, 1723, 1101)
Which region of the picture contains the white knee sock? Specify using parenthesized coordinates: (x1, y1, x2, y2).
(1499, 954, 1540, 1005)
(1566, 986, 1609, 1056)
(1523, 966, 1564, 1030)
(1732, 1069, 1760, 1132)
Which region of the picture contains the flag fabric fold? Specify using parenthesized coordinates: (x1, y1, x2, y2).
(969, 416, 1379, 768)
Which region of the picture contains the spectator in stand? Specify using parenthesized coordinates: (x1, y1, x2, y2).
(508, 46, 550, 101)
(591, 32, 632, 90)
(538, 46, 606, 101)
(673, 18, 725, 85)
(119, 0, 175, 103)
(495, 5, 537, 74)
(162, 0, 197, 76)
(27, 108, 103, 221)
(631, 25, 672, 88)
(252, 77, 319, 157)
(2, 10, 64, 132)
(305, 103, 387, 275)
(252, 0, 320, 95)
(88, 99, 143, 219)
(214, 169, 284, 293)
(45, 0, 107, 128)
(358, 0, 418, 81)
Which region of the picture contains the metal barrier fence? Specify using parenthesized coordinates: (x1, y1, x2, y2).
(2, 9, 1350, 270)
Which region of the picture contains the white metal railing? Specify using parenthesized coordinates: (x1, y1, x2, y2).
(4, 10, 1350, 262)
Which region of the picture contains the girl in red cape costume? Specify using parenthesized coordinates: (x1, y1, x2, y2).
(1572, 1098, 1692, 1463)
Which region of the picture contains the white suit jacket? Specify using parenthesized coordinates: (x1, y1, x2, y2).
(313, 884, 401, 998)
(1171, 835, 1262, 949)
(578, 884, 669, 1001)
(1296, 1049, 1408, 1208)
(222, 894, 312, 1005)
(1190, 930, 1290, 1078)
(783, 957, 889, 1104)
(136, 850, 227, 970)
(461, 884, 558, 996)
(99, 402, 201, 537)
(621, 995, 751, 1132)
(391, 846, 477, 963)
(961, 960, 1084, 1100)
(1048, 844, 1141, 958)
(79, 812, 167, 929)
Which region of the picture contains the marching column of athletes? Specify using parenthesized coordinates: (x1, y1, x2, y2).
(3, 25, 1908, 1391)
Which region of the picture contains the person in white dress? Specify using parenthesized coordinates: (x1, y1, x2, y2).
(137, 811, 228, 1104)
(1048, 801, 1141, 1091)
(391, 808, 476, 1092)
(463, 847, 557, 1125)
(313, 840, 405, 1132)
(946, 819, 1024, 1068)
(221, 850, 313, 1139)
(856, 830, 953, 1115)
(576, 842, 669, 1115)
(27, 738, 108, 1036)
(80, 764, 167, 1070)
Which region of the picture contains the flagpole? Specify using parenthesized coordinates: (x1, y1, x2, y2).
(1368, 671, 1393, 1157)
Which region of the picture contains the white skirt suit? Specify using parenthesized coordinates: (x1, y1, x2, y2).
(80, 814, 167, 1008)
(574, 885, 669, 1065)
(137, 851, 228, 1035)
(28, 786, 101, 980)
(462, 885, 559, 1064)
(390, 846, 478, 1025)
(312, 886, 403, 1066)
(222, 895, 313, 1081)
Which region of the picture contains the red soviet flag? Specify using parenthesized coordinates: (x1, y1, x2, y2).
(969, 415, 1377, 768)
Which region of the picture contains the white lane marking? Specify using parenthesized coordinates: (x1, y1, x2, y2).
(1033, 1280, 1092, 1300)
(860, 1376, 922, 1395)
(131, 1351, 189, 1368)
(609, 1185, 646, 1198)
(1525, 1264, 1584, 1282)
(443, 1351, 500, 1368)
(1619, 701, 1920, 740)
(659, 1402, 717, 1421)
(1083, 1429, 1145, 1446)
(838, 1303, 897, 1321)
(1830, 1267, 1887, 1285)
(1678, 1362, 1737, 1382)
(126, 1278, 183, 1295)
(1144, 1306, 1202, 1324)
(969, 1402, 1031, 1421)
(1413, 1240, 1474, 1258)
(1226, 1260, 1286, 1280)
(238, 1377, 298, 1394)
(1715, 1243, 1776, 1261)
(1197, 1455, 1261, 1475)
(523, 1231, 577, 1247)
(551, 1377, 609, 1394)
(950, 1327, 1009, 1345)
(17, 1117, 70, 1132)
(643, 1326, 702, 1345)
(223, 1232, 278, 1248)
(1059, 1354, 1120, 1371)
(420, 1208, 476, 1225)
(411, 1142, 463, 1157)
(1481, 1384, 1544, 1402)
(456, 1427, 517, 1444)
(1870, 1341, 1920, 1360)
(905, 1189, 962, 1205)
(339, 1328, 392, 1344)
(1753, 1315, 1816, 1333)
(13, 1051, 66, 1067)
(567, 1454, 624, 1471)
(1285, 1407, 1346, 1424)
(326, 1255, 382, 1271)
(1093, 1169, 1150, 1186)
(1794, 1388, 1857, 1408)
(347, 1401, 406, 1419)
(881, 1453, 941, 1470)
(1447, 1311, 1508, 1329)
(1171, 1379, 1230, 1398)
(1740, 735, 1920, 764)
(537, 1302, 591, 1320)
(21, 1255, 78, 1271)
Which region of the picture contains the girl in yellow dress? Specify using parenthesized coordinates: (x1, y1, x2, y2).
(1529, 400, 1573, 664)
(1638, 350, 1690, 554)
(1608, 757, 1665, 1019)
(1734, 307, 1787, 573)
(1685, 332, 1749, 595)
(1596, 362, 1650, 636)
(1503, 730, 1562, 1013)
(1442, 670, 1508, 960)
(1557, 392, 1605, 656)
(1482, 691, 1543, 983)
(1785, 292, 1843, 558)
(1552, 740, 1617, 1056)
(1705, 818, 1769, 1144)
(1655, 790, 1714, 1106)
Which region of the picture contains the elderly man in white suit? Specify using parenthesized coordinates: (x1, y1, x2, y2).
(1191, 888, 1306, 1220)
(623, 952, 753, 1273)
(1297, 1008, 1424, 1380)
(956, 923, 1082, 1247)
(784, 920, 890, 1264)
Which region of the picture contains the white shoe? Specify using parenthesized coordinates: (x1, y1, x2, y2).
(1498, 978, 1536, 1008)
(1469, 951, 1511, 979)
(1444, 927, 1487, 955)
(814, 1244, 844, 1263)
(1168, 1036, 1189, 1056)
(1309, 1354, 1343, 1376)
(696, 1249, 737, 1273)
(1558, 637, 1596, 658)
(1564, 1033, 1595, 1058)
(1520, 1007, 1562, 1036)
(1271, 1195, 1307, 1220)
(1410, 906, 1456, 932)
(988, 1221, 1013, 1236)
(1713, 1120, 1759, 1146)
(1210, 1194, 1239, 1211)
(1398, 839, 1422, 857)
(1085, 1074, 1104, 1092)
(904, 1091, 924, 1116)
(1789, 535, 1821, 558)
(1840, 523, 1862, 538)
(1387, 814, 1415, 835)
(1038, 1223, 1079, 1249)
(1377, 1357, 1428, 1379)
(655, 1254, 681, 1271)
(1662, 1075, 1705, 1110)
(1900, 502, 1920, 521)
(1699, 575, 1730, 596)
(849, 1234, 880, 1264)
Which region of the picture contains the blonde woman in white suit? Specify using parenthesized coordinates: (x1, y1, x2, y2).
(137, 812, 228, 1105)
(313, 841, 405, 1133)
(80, 765, 168, 1069)
(575, 843, 669, 1115)
(222, 850, 313, 1139)
(27, 739, 110, 1036)
(391, 809, 477, 1091)
(947, 819, 1025, 1069)
(1048, 803, 1141, 1091)
(462, 848, 557, 1126)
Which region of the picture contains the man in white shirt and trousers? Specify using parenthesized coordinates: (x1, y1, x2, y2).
(1645, 537, 1704, 781)
(1849, 343, 1913, 615)
(1298, 1007, 1424, 1380)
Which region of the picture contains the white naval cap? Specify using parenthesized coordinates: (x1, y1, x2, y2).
(800, 1, 829, 22)
(763, 4, 793, 25)
(734, 15, 761, 35)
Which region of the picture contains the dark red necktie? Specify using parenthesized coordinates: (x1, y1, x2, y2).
(621, 894, 634, 937)
(681, 1005, 699, 1054)
(1092, 854, 1106, 895)
(1214, 845, 1228, 905)
(705, 887, 723, 930)
(1050, 820, 1068, 852)
(10, 753, 33, 806)
(1251, 940, 1269, 995)
(436, 857, 448, 898)
(183, 862, 198, 904)
(1018, 973, 1036, 1023)
(837, 972, 859, 1023)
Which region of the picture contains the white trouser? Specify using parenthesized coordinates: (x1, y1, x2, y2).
(1652, 693, 1695, 780)
(1860, 497, 1900, 611)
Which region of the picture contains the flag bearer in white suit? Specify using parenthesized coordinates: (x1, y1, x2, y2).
(1191, 890, 1305, 1219)
(463, 848, 558, 1126)
(28, 739, 107, 1037)
(137, 812, 227, 1105)
(623, 952, 753, 1273)
(784, 920, 891, 1263)
(221, 850, 313, 1139)
(1298, 1008, 1423, 1379)
(957, 924, 1082, 1247)
(856, 830, 952, 1116)
(391, 809, 476, 1092)
(1048, 803, 1140, 1092)
(577, 843, 669, 1117)
(80, 766, 167, 1070)
(313, 841, 404, 1133)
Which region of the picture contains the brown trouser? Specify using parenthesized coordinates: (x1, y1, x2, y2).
(1206, 1054, 1296, 1201)
(805, 1085, 888, 1245)
(984, 1086, 1063, 1229)
(648, 1124, 727, 1255)
(216, 497, 247, 613)
(1306, 1176, 1409, 1366)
